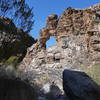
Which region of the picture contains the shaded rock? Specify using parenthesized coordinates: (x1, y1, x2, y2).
(0, 67, 32, 100)
(37, 96, 48, 100)
(0, 78, 35, 100)
(0, 17, 37, 65)
(63, 69, 100, 100)
(57, 95, 70, 100)
(0, 67, 36, 100)
(44, 83, 62, 99)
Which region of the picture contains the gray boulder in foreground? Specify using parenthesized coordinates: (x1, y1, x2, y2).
(63, 70, 100, 100)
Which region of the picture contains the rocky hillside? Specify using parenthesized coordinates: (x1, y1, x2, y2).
(19, 4, 100, 87)
(0, 17, 37, 66)
(0, 3, 100, 100)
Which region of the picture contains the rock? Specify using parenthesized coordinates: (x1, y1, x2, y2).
(0, 17, 37, 65)
(0, 78, 35, 100)
(0, 3, 100, 100)
(63, 69, 100, 100)
(0, 67, 35, 100)
(41, 83, 51, 94)
(38, 14, 58, 49)
(57, 95, 70, 100)
(37, 96, 48, 100)
(47, 14, 58, 21)
(18, 3, 100, 92)
(46, 83, 62, 98)
(0, 67, 38, 100)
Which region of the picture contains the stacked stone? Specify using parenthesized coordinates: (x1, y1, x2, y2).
(19, 4, 100, 91)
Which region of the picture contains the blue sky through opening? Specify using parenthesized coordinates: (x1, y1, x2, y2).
(26, 0, 100, 47)
(46, 36, 57, 48)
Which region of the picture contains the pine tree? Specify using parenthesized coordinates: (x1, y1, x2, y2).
(0, 0, 34, 32)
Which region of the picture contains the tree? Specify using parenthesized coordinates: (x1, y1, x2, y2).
(0, 0, 34, 32)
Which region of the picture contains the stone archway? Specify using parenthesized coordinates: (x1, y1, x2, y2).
(36, 14, 58, 50)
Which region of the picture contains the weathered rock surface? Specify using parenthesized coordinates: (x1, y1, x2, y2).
(19, 4, 100, 88)
(0, 17, 37, 65)
(63, 69, 100, 100)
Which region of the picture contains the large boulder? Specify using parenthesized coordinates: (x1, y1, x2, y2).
(63, 69, 100, 100)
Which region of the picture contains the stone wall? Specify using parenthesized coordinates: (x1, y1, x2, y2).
(19, 4, 100, 88)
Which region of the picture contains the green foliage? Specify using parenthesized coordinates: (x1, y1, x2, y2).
(86, 64, 100, 84)
(79, 64, 100, 85)
(6, 56, 18, 63)
(0, 0, 34, 32)
(6, 56, 19, 66)
(93, 20, 100, 24)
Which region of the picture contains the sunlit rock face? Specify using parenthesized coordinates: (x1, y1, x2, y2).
(19, 4, 100, 89)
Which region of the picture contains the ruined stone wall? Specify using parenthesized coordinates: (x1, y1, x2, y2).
(19, 4, 100, 87)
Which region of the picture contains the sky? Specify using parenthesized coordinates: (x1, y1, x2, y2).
(26, 0, 100, 47)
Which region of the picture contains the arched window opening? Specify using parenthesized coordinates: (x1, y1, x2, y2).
(46, 36, 57, 48)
